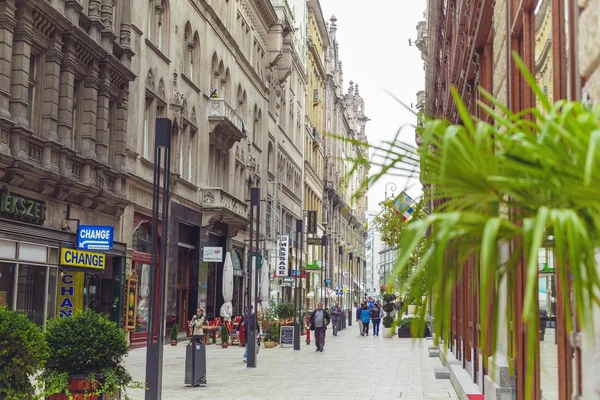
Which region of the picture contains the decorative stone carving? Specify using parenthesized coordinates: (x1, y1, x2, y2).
(203, 190, 215, 204)
(146, 69, 155, 90)
(40, 182, 56, 196)
(89, 0, 101, 19)
(120, 28, 131, 47)
(190, 107, 196, 122)
(55, 186, 70, 201)
(101, 3, 113, 27)
(118, 91, 128, 109)
(81, 196, 94, 208)
(158, 78, 165, 98)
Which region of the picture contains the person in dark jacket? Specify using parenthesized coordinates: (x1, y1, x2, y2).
(370, 304, 382, 336)
(355, 302, 363, 335)
(539, 308, 549, 341)
(309, 302, 331, 352)
(330, 302, 343, 336)
(360, 304, 371, 336)
(241, 305, 258, 362)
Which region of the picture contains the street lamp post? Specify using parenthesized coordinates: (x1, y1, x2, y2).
(348, 252, 353, 327)
(246, 187, 260, 368)
(293, 218, 304, 350)
(321, 235, 328, 308)
(145, 118, 172, 400)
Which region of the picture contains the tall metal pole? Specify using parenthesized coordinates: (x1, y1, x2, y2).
(254, 187, 261, 340)
(348, 252, 353, 327)
(246, 188, 259, 368)
(293, 218, 303, 350)
(357, 257, 361, 300)
(322, 235, 328, 308)
(338, 245, 343, 329)
(145, 118, 171, 400)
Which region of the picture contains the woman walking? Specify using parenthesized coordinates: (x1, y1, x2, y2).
(360, 304, 371, 336)
(370, 304, 382, 336)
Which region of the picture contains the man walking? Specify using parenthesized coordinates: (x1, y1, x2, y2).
(310, 302, 330, 352)
(355, 302, 363, 335)
(330, 302, 343, 336)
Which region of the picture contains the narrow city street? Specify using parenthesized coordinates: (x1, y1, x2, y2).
(124, 328, 458, 400)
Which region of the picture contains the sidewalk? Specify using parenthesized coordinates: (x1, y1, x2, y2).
(123, 327, 458, 400)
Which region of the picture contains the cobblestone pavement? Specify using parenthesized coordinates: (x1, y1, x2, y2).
(124, 326, 459, 400)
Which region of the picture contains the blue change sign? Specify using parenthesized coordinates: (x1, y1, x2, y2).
(77, 225, 114, 250)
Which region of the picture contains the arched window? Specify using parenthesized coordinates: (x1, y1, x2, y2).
(147, 0, 169, 53)
(184, 22, 192, 77)
(133, 223, 152, 254)
(210, 53, 219, 94)
(192, 32, 200, 82)
(267, 141, 274, 174)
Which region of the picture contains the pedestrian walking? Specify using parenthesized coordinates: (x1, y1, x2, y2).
(370, 304, 382, 336)
(360, 304, 371, 336)
(330, 302, 343, 336)
(355, 302, 363, 335)
(309, 302, 330, 352)
(241, 305, 258, 363)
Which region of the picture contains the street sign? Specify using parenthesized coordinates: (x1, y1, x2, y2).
(325, 279, 331, 285)
(77, 225, 114, 250)
(307, 237, 321, 245)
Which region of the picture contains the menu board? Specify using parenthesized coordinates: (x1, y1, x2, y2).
(280, 326, 294, 347)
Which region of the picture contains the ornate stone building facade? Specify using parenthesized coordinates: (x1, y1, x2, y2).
(0, 0, 134, 328)
(323, 15, 368, 309)
(122, 0, 306, 346)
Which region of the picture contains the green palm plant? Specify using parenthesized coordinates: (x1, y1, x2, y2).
(352, 52, 600, 395)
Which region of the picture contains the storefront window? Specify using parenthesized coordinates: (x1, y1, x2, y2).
(0, 262, 15, 308)
(16, 265, 47, 325)
(136, 263, 150, 332)
(47, 267, 57, 322)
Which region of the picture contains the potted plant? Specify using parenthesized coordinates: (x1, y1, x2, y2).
(170, 323, 179, 346)
(397, 317, 413, 338)
(0, 307, 48, 399)
(43, 310, 143, 399)
(381, 293, 397, 338)
(263, 322, 280, 348)
(220, 324, 230, 348)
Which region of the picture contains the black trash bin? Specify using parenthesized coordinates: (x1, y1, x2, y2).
(185, 337, 207, 387)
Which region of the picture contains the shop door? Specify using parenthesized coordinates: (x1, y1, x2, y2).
(177, 247, 191, 329)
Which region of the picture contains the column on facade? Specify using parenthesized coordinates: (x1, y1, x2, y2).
(95, 63, 110, 164)
(114, 88, 128, 180)
(41, 36, 62, 146)
(80, 61, 99, 158)
(57, 36, 76, 150)
(0, 0, 16, 123)
(118, 0, 133, 68)
(8, 0, 33, 129)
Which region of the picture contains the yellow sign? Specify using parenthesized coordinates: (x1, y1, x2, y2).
(60, 248, 106, 270)
(56, 271, 83, 318)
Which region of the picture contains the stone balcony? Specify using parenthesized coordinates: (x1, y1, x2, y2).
(200, 188, 249, 230)
(207, 98, 247, 150)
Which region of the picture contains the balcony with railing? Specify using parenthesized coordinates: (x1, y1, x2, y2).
(207, 98, 247, 150)
(200, 187, 249, 226)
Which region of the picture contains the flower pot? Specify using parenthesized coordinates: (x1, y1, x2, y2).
(170, 339, 178, 346)
(397, 327, 412, 338)
(264, 341, 275, 348)
(221, 341, 229, 348)
(382, 327, 394, 338)
(407, 305, 417, 315)
(49, 375, 101, 400)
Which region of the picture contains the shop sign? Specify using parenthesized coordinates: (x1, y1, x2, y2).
(60, 248, 106, 270)
(306, 260, 321, 270)
(203, 247, 223, 262)
(77, 225, 114, 250)
(0, 188, 45, 225)
(307, 211, 317, 234)
(276, 235, 289, 277)
(307, 237, 321, 246)
(57, 271, 83, 318)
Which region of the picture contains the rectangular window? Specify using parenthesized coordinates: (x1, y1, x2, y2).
(16, 264, 47, 326)
(27, 54, 37, 129)
(72, 79, 83, 152)
(108, 100, 116, 167)
(178, 130, 184, 176)
(0, 262, 15, 308)
(188, 130, 195, 182)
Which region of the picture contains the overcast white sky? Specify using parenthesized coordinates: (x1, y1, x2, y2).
(320, 0, 426, 211)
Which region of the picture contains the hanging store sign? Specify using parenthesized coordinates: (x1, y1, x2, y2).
(0, 188, 46, 225)
(60, 248, 106, 270)
(307, 237, 322, 246)
(277, 235, 289, 277)
(307, 211, 318, 234)
(77, 225, 114, 250)
(203, 247, 223, 262)
(56, 271, 83, 318)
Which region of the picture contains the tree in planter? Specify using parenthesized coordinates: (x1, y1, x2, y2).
(170, 324, 179, 345)
(220, 324, 230, 347)
(43, 310, 143, 399)
(381, 293, 397, 337)
(349, 53, 600, 393)
(0, 308, 48, 399)
(276, 301, 294, 320)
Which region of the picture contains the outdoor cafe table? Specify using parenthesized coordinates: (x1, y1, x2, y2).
(201, 325, 219, 345)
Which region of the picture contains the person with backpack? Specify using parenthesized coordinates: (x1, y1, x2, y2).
(370, 304, 382, 336)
